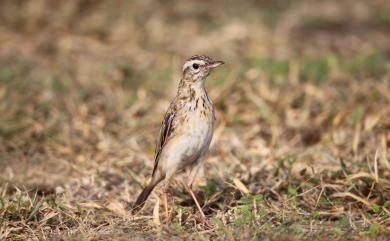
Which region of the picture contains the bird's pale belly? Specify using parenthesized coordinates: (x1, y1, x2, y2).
(178, 113, 213, 167)
(162, 110, 213, 170)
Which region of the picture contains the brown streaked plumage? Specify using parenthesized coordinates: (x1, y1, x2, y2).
(132, 55, 224, 225)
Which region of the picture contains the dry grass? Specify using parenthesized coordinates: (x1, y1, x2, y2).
(0, 0, 390, 240)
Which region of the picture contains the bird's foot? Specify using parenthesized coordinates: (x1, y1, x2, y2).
(200, 217, 213, 229)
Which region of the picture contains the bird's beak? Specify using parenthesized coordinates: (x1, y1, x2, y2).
(207, 60, 225, 69)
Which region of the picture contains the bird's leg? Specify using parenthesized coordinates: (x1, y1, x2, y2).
(185, 163, 211, 227)
(162, 189, 169, 222)
(161, 172, 174, 223)
(185, 184, 207, 223)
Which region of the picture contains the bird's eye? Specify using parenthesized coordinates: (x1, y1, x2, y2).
(192, 63, 199, 69)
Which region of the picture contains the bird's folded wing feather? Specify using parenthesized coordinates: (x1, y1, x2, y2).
(151, 105, 178, 176)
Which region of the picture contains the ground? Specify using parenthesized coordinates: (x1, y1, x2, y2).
(0, 0, 389, 240)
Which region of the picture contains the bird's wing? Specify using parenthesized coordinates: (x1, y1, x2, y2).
(151, 104, 178, 176)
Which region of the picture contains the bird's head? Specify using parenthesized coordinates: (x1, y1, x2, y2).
(182, 55, 224, 83)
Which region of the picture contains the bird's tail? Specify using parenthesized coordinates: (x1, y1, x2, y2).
(132, 175, 163, 214)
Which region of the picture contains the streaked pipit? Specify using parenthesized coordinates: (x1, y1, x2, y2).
(132, 55, 224, 224)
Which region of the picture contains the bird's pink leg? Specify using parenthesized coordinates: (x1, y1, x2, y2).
(185, 184, 207, 223)
(162, 190, 169, 221)
(185, 163, 212, 227)
(162, 172, 174, 223)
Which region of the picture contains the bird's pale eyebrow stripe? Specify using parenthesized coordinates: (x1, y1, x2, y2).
(182, 60, 205, 71)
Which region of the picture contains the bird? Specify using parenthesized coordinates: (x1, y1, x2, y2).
(132, 55, 224, 224)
